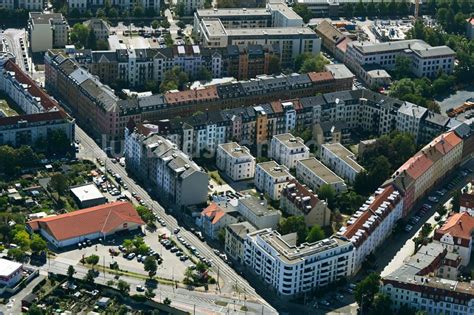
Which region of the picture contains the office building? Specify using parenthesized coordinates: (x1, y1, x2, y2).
(296, 158, 347, 194)
(345, 39, 455, 79)
(244, 229, 354, 295)
(320, 143, 365, 183)
(216, 142, 256, 181)
(28, 13, 69, 53)
(280, 179, 331, 227)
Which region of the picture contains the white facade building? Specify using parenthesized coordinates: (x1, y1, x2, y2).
(269, 133, 310, 169)
(237, 196, 281, 230)
(396, 102, 428, 143)
(338, 185, 403, 272)
(255, 161, 294, 200)
(28, 13, 69, 53)
(0, 259, 23, 288)
(320, 142, 364, 183)
(296, 158, 347, 194)
(244, 229, 354, 295)
(216, 142, 256, 181)
(345, 39, 455, 79)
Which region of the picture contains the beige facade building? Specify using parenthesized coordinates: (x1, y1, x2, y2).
(225, 221, 256, 262)
(28, 13, 69, 53)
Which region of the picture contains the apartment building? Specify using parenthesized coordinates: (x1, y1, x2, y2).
(124, 127, 209, 207)
(178, 0, 203, 15)
(338, 185, 403, 272)
(280, 179, 331, 227)
(28, 13, 69, 53)
(196, 201, 240, 239)
(1, 0, 43, 10)
(224, 44, 280, 80)
(381, 242, 474, 315)
(84, 18, 110, 41)
(194, 2, 303, 31)
(225, 221, 256, 263)
(396, 102, 428, 143)
(244, 229, 354, 295)
(314, 121, 351, 146)
(237, 195, 281, 230)
(68, 0, 160, 14)
(345, 39, 455, 79)
(434, 212, 474, 267)
(255, 161, 294, 200)
(198, 20, 321, 66)
(44, 51, 141, 141)
(320, 143, 365, 183)
(269, 133, 310, 169)
(216, 142, 256, 181)
(388, 130, 464, 217)
(296, 158, 347, 194)
(0, 111, 74, 147)
(460, 191, 474, 216)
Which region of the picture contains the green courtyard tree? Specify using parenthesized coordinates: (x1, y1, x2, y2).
(318, 184, 336, 208)
(355, 273, 381, 311)
(144, 256, 157, 278)
(278, 216, 308, 244)
(48, 173, 69, 200)
(70, 23, 89, 48)
(118, 280, 130, 293)
(306, 225, 325, 243)
(30, 235, 47, 253)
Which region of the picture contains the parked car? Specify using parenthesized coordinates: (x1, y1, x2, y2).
(136, 285, 145, 292)
(127, 253, 136, 260)
(428, 196, 439, 203)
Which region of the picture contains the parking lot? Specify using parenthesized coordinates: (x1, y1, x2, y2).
(55, 226, 190, 282)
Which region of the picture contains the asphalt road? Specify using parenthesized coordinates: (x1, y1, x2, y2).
(75, 126, 277, 314)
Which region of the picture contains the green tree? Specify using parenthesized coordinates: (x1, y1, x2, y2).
(133, 5, 144, 17)
(217, 228, 226, 245)
(144, 256, 157, 278)
(84, 269, 95, 284)
(278, 216, 308, 244)
(393, 55, 412, 79)
(117, 279, 130, 293)
(344, 3, 354, 17)
(306, 225, 325, 243)
(318, 184, 336, 208)
(161, 17, 170, 29)
(397, 0, 408, 16)
(299, 54, 329, 73)
(108, 7, 118, 19)
(86, 29, 97, 49)
(163, 297, 172, 305)
(136, 206, 155, 224)
(67, 265, 75, 280)
(48, 173, 69, 200)
(13, 230, 31, 250)
(369, 293, 392, 315)
(70, 23, 89, 48)
(355, 273, 381, 311)
(451, 190, 461, 212)
(151, 19, 160, 29)
(175, 3, 185, 16)
(96, 8, 106, 18)
(8, 248, 26, 262)
(195, 67, 213, 81)
(336, 190, 367, 214)
(176, 20, 186, 29)
(387, 0, 397, 16)
(292, 4, 313, 23)
(30, 235, 47, 253)
(27, 304, 44, 315)
(354, 0, 366, 17)
(267, 55, 281, 75)
(86, 254, 100, 266)
(377, 0, 388, 16)
(460, 0, 471, 13)
(159, 66, 189, 92)
(366, 0, 376, 17)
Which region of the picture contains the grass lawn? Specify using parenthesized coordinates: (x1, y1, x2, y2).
(0, 99, 18, 117)
(209, 170, 225, 185)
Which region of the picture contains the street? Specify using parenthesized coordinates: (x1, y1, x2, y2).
(75, 126, 277, 314)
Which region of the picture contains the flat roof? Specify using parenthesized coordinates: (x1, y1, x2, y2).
(248, 229, 350, 264)
(257, 161, 292, 179)
(324, 64, 354, 80)
(219, 142, 254, 159)
(273, 133, 307, 148)
(0, 258, 22, 277)
(297, 158, 344, 184)
(322, 143, 365, 173)
(239, 196, 280, 217)
(70, 183, 105, 202)
(202, 19, 227, 36)
(350, 39, 455, 57)
(226, 27, 316, 37)
(197, 8, 270, 18)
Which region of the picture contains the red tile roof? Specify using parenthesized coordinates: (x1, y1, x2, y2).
(0, 110, 69, 127)
(343, 185, 399, 244)
(281, 179, 322, 214)
(434, 212, 474, 247)
(4, 60, 58, 111)
(307, 71, 334, 83)
(164, 86, 218, 105)
(27, 201, 144, 241)
(201, 203, 226, 224)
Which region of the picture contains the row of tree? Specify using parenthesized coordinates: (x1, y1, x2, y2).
(70, 23, 108, 50)
(277, 216, 326, 245)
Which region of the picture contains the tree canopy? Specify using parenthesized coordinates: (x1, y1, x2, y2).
(278, 216, 308, 244)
